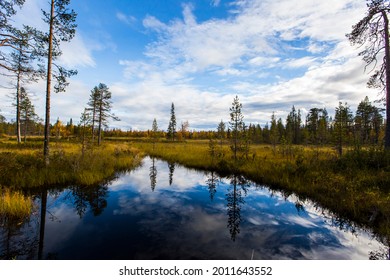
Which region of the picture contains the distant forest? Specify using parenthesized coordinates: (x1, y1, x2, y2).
(0, 95, 384, 148)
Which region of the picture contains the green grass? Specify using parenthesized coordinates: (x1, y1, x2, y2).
(134, 140, 390, 244)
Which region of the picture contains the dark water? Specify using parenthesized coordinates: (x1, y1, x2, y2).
(1, 157, 388, 260)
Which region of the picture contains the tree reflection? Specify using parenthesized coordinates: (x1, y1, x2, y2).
(205, 171, 219, 201)
(369, 247, 390, 260)
(71, 182, 109, 218)
(149, 157, 157, 191)
(168, 162, 175, 186)
(0, 206, 39, 260)
(38, 189, 47, 259)
(294, 201, 305, 214)
(226, 175, 249, 241)
(72, 187, 88, 218)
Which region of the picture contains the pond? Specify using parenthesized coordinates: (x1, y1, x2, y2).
(1, 156, 388, 260)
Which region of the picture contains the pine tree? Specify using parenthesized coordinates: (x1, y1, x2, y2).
(0, 1, 25, 62)
(87, 86, 100, 143)
(95, 83, 119, 146)
(78, 109, 91, 156)
(217, 120, 226, 147)
(229, 95, 246, 161)
(355, 96, 384, 145)
(347, 0, 390, 149)
(306, 108, 329, 145)
(9, 29, 43, 143)
(40, 0, 77, 164)
(270, 112, 279, 151)
(334, 102, 353, 156)
(19, 87, 37, 142)
(285, 106, 302, 144)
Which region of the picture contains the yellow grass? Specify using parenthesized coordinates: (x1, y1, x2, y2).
(0, 189, 32, 220)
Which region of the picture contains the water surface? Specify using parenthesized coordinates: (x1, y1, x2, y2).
(1, 157, 388, 259)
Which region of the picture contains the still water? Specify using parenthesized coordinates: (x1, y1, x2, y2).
(1, 157, 388, 259)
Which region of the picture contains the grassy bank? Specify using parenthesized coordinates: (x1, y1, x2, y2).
(0, 140, 143, 188)
(0, 189, 33, 222)
(135, 140, 390, 243)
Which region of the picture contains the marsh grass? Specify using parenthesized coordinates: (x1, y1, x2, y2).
(0, 140, 142, 188)
(135, 140, 390, 243)
(0, 189, 32, 222)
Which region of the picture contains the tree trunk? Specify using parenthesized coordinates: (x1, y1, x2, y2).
(91, 106, 96, 143)
(97, 100, 102, 146)
(16, 70, 21, 143)
(43, 0, 55, 165)
(38, 189, 47, 260)
(24, 113, 28, 143)
(383, 11, 390, 149)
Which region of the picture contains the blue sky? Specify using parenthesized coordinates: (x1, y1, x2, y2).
(0, 0, 382, 130)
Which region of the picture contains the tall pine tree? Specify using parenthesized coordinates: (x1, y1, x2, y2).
(347, 0, 390, 149)
(229, 95, 246, 161)
(40, 0, 77, 164)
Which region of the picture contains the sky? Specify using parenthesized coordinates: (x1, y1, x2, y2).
(0, 0, 384, 131)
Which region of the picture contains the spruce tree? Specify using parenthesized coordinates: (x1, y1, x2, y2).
(19, 87, 37, 142)
(167, 103, 176, 141)
(151, 118, 159, 149)
(217, 120, 226, 147)
(334, 102, 353, 156)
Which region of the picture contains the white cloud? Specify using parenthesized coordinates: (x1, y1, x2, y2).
(138, 0, 367, 73)
(143, 15, 167, 31)
(284, 56, 319, 69)
(248, 57, 280, 67)
(12, 0, 47, 30)
(116, 12, 137, 26)
(59, 34, 96, 68)
(7, 0, 96, 70)
(211, 0, 221, 7)
(112, 0, 376, 129)
(110, 80, 234, 131)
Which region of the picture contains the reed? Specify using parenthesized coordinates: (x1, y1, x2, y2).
(0, 189, 32, 221)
